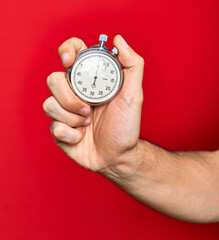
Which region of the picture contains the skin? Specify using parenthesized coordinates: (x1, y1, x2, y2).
(43, 35, 219, 223)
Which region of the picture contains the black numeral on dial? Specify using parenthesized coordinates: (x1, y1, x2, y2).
(82, 87, 87, 92)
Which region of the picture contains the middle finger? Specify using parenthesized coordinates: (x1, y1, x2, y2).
(47, 71, 91, 116)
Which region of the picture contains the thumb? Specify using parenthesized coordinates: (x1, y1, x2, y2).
(113, 35, 144, 103)
(113, 35, 144, 70)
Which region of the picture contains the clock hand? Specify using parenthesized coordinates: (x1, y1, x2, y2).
(91, 76, 97, 88)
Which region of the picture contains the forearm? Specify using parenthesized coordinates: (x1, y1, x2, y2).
(99, 139, 219, 223)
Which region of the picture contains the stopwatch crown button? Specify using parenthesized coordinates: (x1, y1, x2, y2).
(112, 47, 118, 55)
(99, 34, 108, 42)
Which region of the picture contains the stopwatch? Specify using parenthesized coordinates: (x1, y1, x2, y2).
(66, 34, 123, 106)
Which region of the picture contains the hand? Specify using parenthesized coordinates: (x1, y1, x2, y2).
(43, 35, 144, 172)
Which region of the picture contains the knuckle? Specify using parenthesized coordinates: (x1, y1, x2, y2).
(43, 97, 55, 114)
(53, 125, 65, 139)
(47, 72, 58, 88)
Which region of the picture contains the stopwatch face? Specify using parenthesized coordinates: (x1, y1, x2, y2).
(70, 52, 122, 104)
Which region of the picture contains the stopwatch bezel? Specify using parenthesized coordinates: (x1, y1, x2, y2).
(66, 48, 124, 106)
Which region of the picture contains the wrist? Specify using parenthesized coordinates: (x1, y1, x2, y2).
(97, 139, 148, 186)
(97, 139, 174, 192)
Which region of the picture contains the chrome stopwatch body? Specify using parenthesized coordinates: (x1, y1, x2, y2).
(66, 34, 123, 106)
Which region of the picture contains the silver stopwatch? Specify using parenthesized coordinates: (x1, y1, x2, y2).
(66, 34, 123, 106)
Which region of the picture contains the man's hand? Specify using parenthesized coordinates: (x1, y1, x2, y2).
(43, 35, 219, 223)
(43, 35, 144, 172)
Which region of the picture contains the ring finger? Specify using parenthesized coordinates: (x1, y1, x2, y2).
(43, 96, 91, 127)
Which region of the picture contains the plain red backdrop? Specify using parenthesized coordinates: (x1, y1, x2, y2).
(0, 0, 219, 239)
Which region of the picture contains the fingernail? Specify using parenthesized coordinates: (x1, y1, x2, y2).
(84, 118, 91, 125)
(120, 35, 129, 48)
(78, 107, 90, 116)
(61, 53, 70, 64)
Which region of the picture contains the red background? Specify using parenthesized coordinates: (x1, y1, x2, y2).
(0, 0, 219, 239)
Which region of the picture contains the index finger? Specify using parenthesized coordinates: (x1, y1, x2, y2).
(58, 37, 87, 68)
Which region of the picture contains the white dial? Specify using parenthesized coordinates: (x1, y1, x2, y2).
(70, 52, 122, 104)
